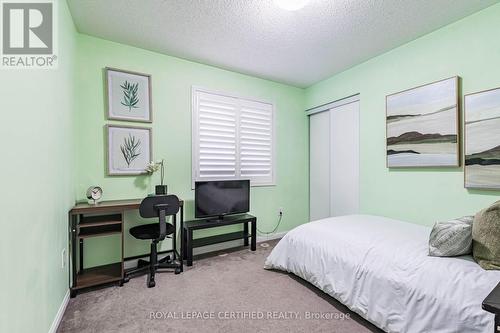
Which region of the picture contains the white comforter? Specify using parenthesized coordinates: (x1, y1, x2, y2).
(264, 215, 500, 333)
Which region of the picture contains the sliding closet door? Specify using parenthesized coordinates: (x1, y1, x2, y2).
(309, 111, 330, 221)
(309, 97, 359, 221)
(330, 101, 359, 216)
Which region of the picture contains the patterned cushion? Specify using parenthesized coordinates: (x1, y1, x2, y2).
(428, 216, 473, 257)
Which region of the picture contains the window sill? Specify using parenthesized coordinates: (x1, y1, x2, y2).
(191, 180, 276, 190)
(250, 183, 276, 187)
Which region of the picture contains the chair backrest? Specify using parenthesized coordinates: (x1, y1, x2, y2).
(139, 195, 180, 218)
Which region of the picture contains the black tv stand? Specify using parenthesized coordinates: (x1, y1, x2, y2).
(182, 214, 256, 266)
(206, 215, 225, 223)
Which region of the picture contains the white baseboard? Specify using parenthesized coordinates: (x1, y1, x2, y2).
(124, 230, 287, 269)
(48, 290, 70, 333)
(257, 231, 287, 242)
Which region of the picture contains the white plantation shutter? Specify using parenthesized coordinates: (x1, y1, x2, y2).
(239, 100, 274, 185)
(194, 92, 238, 180)
(192, 88, 275, 186)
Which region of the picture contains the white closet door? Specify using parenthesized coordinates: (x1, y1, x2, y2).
(330, 101, 359, 216)
(309, 111, 331, 221)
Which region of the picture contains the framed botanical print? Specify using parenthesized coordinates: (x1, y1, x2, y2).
(464, 87, 500, 189)
(386, 76, 460, 168)
(106, 67, 152, 123)
(107, 125, 152, 176)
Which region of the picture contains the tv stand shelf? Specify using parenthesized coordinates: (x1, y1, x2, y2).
(183, 214, 256, 266)
(191, 231, 250, 248)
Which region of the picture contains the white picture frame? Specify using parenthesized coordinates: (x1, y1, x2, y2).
(106, 67, 152, 123)
(107, 125, 152, 176)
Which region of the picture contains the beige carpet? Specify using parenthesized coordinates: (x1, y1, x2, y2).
(58, 240, 382, 333)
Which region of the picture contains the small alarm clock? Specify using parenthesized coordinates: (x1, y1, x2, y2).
(86, 186, 103, 204)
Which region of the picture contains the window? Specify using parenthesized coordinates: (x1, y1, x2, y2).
(192, 87, 275, 186)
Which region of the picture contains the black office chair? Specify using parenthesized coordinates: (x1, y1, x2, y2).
(124, 195, 182, 288)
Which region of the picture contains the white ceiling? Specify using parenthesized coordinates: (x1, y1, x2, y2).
(67, 0, 498, 88)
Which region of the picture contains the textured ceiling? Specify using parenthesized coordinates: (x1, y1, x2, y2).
(67, 0, 498, 88)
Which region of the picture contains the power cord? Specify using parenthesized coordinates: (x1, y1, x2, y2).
(257, 212, 283, 235)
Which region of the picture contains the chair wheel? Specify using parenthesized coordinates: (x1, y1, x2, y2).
(148, 280, 156, 288)
(123, 276, 130, 283)
(175, 267, 181, 275)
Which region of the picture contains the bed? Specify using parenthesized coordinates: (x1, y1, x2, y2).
(264, 214, 500, 333)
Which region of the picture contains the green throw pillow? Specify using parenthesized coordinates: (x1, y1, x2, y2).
(472, 200, 500, 270)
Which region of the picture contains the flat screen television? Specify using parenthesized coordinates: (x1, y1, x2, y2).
(195, 180, 250, 220)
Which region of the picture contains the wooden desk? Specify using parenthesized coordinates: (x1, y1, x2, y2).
(70, 199, 144, 214)
(69, 198, 183, 297)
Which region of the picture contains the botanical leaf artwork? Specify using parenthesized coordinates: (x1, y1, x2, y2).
(120, 80, 139, 111)
(120, 134, 141, 167)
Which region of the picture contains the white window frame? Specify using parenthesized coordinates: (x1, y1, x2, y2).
(192, 86, 276, 188)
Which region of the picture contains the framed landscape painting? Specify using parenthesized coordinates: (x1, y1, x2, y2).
(465, 87, 500, 189)
(386, 77, 459, 167)
(107, 125, 152, 176)
(106, 67, 152, 123)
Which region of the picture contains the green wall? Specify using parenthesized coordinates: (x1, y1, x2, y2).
(305, 3, 500, 225)
(75, 35, 308, 267)
(0, 2, 77, 333)
(4, 3, 500, 332)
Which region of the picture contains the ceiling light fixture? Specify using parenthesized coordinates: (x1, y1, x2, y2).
(274, 0, 310, 11)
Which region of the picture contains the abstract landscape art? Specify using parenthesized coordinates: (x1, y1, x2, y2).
(107, 125, 152, 176)
(386, 77, 459, 167)
(465, 87, 500, 189)
(106, 67, 152, 123)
